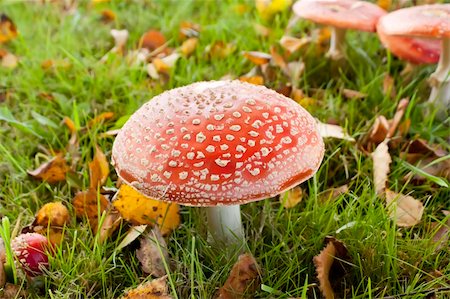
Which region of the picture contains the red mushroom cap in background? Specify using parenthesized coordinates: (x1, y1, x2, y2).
(112, 81, 324, 206)
(293, 0, 386, 32)
(377, 28, 441, 64)
(11, 233, 49, 277)
(377, 4, 450, 39)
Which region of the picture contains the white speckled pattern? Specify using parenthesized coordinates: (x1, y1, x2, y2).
(112, 80, 324, 206)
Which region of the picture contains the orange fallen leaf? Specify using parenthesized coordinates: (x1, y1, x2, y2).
(372, 140, 391, 195)
(63, 117, 77, 135)
(100, 9, 116, 23)
(369, 116, 390, 145)
(0, 14, 18, 43)
(89, 145, 110, 188)
(239, 76, 264, 85)
(279, 186, 303, 208)
(113, 184, 180, 236)
(180, 37, 198, 56)
(242, 51, 271, 65)
(382, 73, 396, 98)
(179, 21, 200, 40)
(27, 154, 70, 184)
(36, 202, 70, 228)
(385, 189, 424, 227)
(314, 237, 350, 299)
(217, 253, 261, 299)
(377, 0, 391, 10)
(121, 276, 172, 299)
(73, 188, 109, 230)
(98, 206, 122, 243)
(88, 111, 114, 128)
(140, 30, 166, 52)
(205, 41, 236, 59)
(136, 227, 168, 277)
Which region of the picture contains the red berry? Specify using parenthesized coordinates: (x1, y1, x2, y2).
(11, 233, 49, 277)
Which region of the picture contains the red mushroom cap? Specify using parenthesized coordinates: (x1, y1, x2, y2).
(293, 0, 386, 32)
(377, 4, 450, 39)
(112, 81, 324, 206)
(377, 27, 441, 64)
(11, 233, 49, 277)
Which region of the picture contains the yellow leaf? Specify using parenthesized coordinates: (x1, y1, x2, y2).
(27, 154, 70, 184)
(121, 276, 172, 299)
(63, 117, 77, 134)
(89, 145, 110, 188)
(36, 202, 70, 228)
(88, 111, 114, 127)
(255, 0, 292, 20)
(377, 0, 391, 10)
(113, 184, 180, 236)
(180, 37, 198, 56)
(279, 186, 303, 208)
(242, 51, 271, 65)
(239, 76, 264, 85)
(100, 9, 116, 23)
(0, 14, 18, 44)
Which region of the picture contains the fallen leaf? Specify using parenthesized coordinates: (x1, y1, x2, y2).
(239, 76, 264, 85)
(152, 53, 180, 74)
(205, 41, 236, 59)
(0, 283, 27, 299)
(314, 28, 331, 53)
(88, 111, 114, 127)
(63, 117, 77, 135)
(368, 116, 390, 145)
(242, 51, 271, 65)
(217, 253, 261, 299)
(313, 237, 350, 299)
(279, 186, 303, 208)
(377, 0, 391, 10)
(432, 211, 449, 251)
(27, 154, 70, 184)
(280, 36, 311, 53)
(179, 21, 200, 40)
(140, 30, 166, 52)
(112, 184, 180, 236)
(100, 9, 116, 23)
(0, 253, 5, 287)
(180, 37, 198, 56)
(341, 88, 367, 100)
(100, 29, 129, 61)
(121, 276, 172, 299)
(385, 189, 424, 227)
(116, 224, 147, 251)
(255, 0, 292, 20)
(253, 23, 271, 37)
(287, 61, 305, 84)
(98, 206, 122, 243)
(316, 121, 355, 141)
(36, 202, 70, 228)
(41, 59, 71, 70)
(73, 188, 109, 230)
(0, 14, 18, 43)
(372, 140, 391, 195)
(382, 73, 396, 98)
(89, 145, 110, 188)
(386, 98, 409, 139)
(270, 46, 289, 75)
(1, 52, 18, 69)
(136, 227, 168, 277)
(320, 185, 349, 203)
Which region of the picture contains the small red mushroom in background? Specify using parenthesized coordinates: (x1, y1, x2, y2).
(377, 4, 450, 114)
(112, 80, 324, 245)
(293, 0, 386, 60)
(11, 233, 50, 277)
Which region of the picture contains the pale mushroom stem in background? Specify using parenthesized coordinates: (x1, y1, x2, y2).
(327, 27, 346, 60)
(206, 205, 244, 245)
(428, 37, 450, 109)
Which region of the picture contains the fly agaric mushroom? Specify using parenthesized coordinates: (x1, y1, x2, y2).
(112, 80, 324, 244)
(293, 0, 386, 60)
(376, 4, 450, 110)
(11, 233, 49, 277)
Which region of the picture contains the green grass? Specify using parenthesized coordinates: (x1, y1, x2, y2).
(1, 0, 449, 298)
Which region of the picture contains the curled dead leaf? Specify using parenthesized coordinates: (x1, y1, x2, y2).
(280, 36, 311, 53)
(279, 186, 303, 208)
(180, 37, 198, 56)
(320, 185, 349, 203)
(369, 116, 390, 145)
(27, 154, 70, 184)
(73, 188, 109, 230)
(385, 189, 424, 227)
(0, 14, 18, 43)
(217, 253, 261, 299)
(89, 145, 110, 188)
(205, 41, 236, 59)
(112, 184, 180, 236)
(136, 227, 168, 277)
(121, 276, 172, 299)
(372, 140, 391, 195)
(242, 51, 271, 65)
(140, 30, 166, 52)
(317, 121, 355, 142)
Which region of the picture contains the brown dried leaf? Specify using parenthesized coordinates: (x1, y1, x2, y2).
(121, 276, 172, 299)
(320, 185, 349, 203)
(0, 283, 27, 299)
(404, 139, 447, 158)
(100, 9, 116, 23)
(385, 189, 424, 227)
(98, 206, 122, 243)
(36, 202, 70, 228)
(89, 145, 110, 188)
(73, 188, 109, 230)
(88, 111, 114, 127)
(27, 154, 70, 184)
(113, 184, 180, 236)
(279, 186, 303, 208)
(382, 73, 396, 98)
(140, 30, 166, 52)
(0, 253, 5, 287)
(432, 211, 449, 251)
(217, 253, 261, 299)
(369, 115, 390, 145)
(116, 225, 147, 251)
(341, 88, 367, 99)
(313, 237, 350, 299)
(1, 52, 18, 69)
(0, 14, 18, 43)
(280, 36, 311, 53)
(63, 117, 77, 135)
(242, 51, 271, 65)
(317, 121, 355, 141)
(136, 227, 168, 277)
(387, 98, 409, 139)
(372, 140, 391, 195)
(239, 76, 264, 85)
(270, 46, 289, 75)
(180, 37, 198, 56)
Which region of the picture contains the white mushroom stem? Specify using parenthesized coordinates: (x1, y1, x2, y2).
(206, 205, 244, 245)
(326, 27, 347, 60)
(428, 37, 450, 110)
